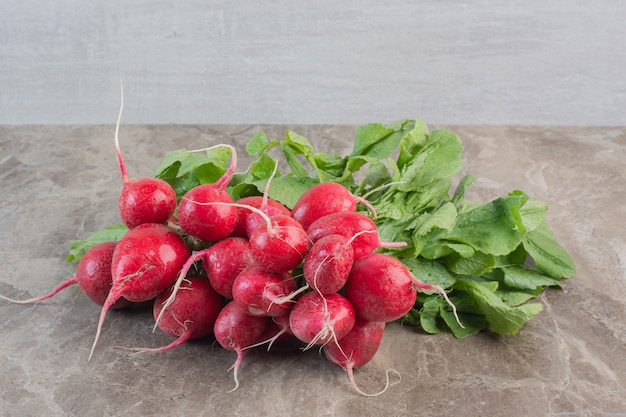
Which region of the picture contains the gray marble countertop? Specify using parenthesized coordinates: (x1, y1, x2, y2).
(1, 125, 624, 417)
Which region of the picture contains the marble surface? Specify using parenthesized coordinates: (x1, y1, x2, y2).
(0, 124, 624, 417)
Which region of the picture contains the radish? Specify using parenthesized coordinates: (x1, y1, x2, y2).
(114, 82, 177, 229)
(306, 211, 405, 260)
(163, 236, 254, 302)
(0, 241, 130, 309)
(204, 237, 255, 298)
(130, 276, 224, 352)
(291, 182, 377, 229)
(214, 301, 269, 392)
(324, 318, 400, 397)
(289, 292, 356, 349)
(177, 144, 239, 242)
(232, 267, 297, 317)
(245, 314, 294, 351)
(89, 223, 191, 360)
(345, 253, 462, 325)
(303, 234, 355, 294)
(248, 214, 310, 273)
(244, 197, 291, 238)
(241, 162, 291, 237)
(231, 195, 290, 238)
(153, 236, 254, 330)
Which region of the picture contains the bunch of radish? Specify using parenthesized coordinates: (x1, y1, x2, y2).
(1, 93, 462, 395)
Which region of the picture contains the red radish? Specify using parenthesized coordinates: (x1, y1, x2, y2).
(153, 236, 254, 329)
(344, 253, 415, 322)
(324, 318, 399, 397)
(303, 234, 355, 294)
(130, 276, 224, 352)
(0, 242, 130, 309)
(242, 161, 291, 237)
(232, 267, 297, 317)
(214, 301, 269, 391)
(291, 182, 377, 230)
(177, 144, 239, 242)
(204, 237, 255, 298)
(244, 197, 291, 238)
(163, 236, 254, 303)
(249, 214, 310, 273)
(324, 318, 385, 369)
(246, 314, 294, 351)
(289, 292, 356, 349)
(89, 223, 191, 360)
(114, 82, 177, 229)
(231, 195, 290, 238)
(345, 253, 462, 325)
(306, 211, 405, 260)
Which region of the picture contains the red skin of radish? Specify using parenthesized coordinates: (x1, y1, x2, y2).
(303, 234, 354, 294)
(307, 211, 402, 260)
(0, 241, 130, 309)
(232, 267, 297, 317)
(231, 196, 291, 238)
(90, 223, 191, 360)
(214, 301, 269, 391)
(173, 237, 254, 300)
(119, 177, 177, 229)
(345, 253, 416, 323)
(203, 237, 255, 299)
(114, 98, 177, 230)
(254, 314, 294, 347)
(177, 183, 239, 242)
(323, 318, 388, 397)
(249, 214, 310, 273)
(74, 242, 132, 309)
(324, 318, 385, 369)
(292, 182, 367, 230)
(109, 223, 190, 302)
(149, 276, 224, 352)
(289, 292, 356, 346)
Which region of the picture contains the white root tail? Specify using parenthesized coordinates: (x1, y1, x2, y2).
(345, 367, 402, 397)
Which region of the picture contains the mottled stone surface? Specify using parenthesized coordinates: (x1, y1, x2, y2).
(0, 125, 624, 417)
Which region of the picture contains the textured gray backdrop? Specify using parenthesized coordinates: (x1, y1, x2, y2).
(1, 1, 624, 125)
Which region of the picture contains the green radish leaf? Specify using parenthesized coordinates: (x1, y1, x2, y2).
(401, 257, 457, 289)
(454, 280, 544, 335)
(419, 298, 442, 334)
(502, 265, 563, 290)
(246, 131, 271, 156)
(66, 224, 128, 262)
(252, 175, 318, 209)
(351, 123, 395, 157)
(523, 221, 576, 279)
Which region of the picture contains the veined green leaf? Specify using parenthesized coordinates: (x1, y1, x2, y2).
(280, 142, 310, 178)
(397, 129, 463, 193)
(285, 130, 314, 154)
(398, 119, 429, 169)
(446, 195, 527, 256)
(351, 123, 395, 156)
(401, 257, 457, 289)
(502, 265, 563, 290)
(246, 131, 270, 156)
(454, 280, 544, 335)
(66, 224, 128, 262)
(523, 221, 576, 278)
(446, 251, 496, 276)
(419, 298, 442, 334)
(252, 175, 318, 209)
(519, 199, 547, 232)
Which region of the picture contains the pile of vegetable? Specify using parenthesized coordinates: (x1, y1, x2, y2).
(1, 115, 576, 395)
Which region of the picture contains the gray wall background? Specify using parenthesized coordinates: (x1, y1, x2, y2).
(1, 1, 625, 126)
